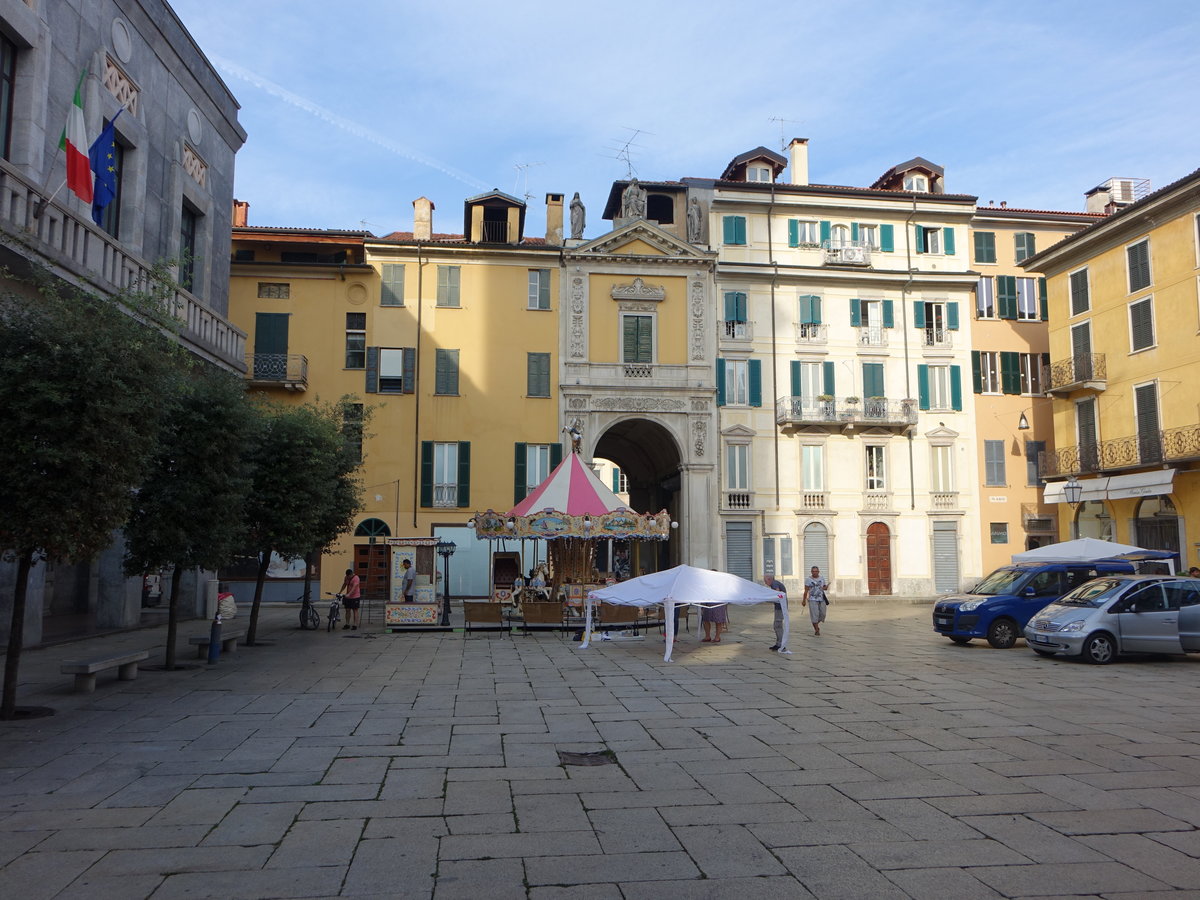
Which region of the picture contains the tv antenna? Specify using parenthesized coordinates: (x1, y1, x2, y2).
(513, 162, 544, 203)
(767, 116, 804, 151)
(602, 126, 654, 179)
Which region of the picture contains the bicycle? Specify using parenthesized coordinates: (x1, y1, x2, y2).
(327, 592, 344, 632)
(297, 591, 321, 630)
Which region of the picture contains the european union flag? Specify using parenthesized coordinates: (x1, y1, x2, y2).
(88, 108, 122, 226)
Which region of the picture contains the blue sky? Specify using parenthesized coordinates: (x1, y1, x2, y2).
(170, 0, 1200, 238)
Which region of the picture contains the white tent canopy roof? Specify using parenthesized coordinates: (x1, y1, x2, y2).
(1012, 537, 1175, 563)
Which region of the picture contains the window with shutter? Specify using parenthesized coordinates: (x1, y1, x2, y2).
(528, 269, 551, 309)
(378, 347, 413, 394)
(1014, 232, 1036, 263)
(381, 264, 404, 306)
(1025, 440, 1046, 485)
(1076, 397, 1098, 471)
(722, 216, 747, 245)
(879, 224, 894, 252)
(984, 440, 1006, 486)
(1016, 278, 1039, 320)
(1069, 269, 1090, 315)
(973, 231, 996, 264)
(527, 352, 551, 397)
(1129, 298, 1154, 351)
(431, 442, 459, 507)
(622, 314, 653, 363)
(437, 265, 461, 307)
(976, 277, 995, 318)
(997, 276, 1018, 320)
(1127, 240, 1151, 292)
(1134, 383, 1161, 463)
(435, 349, 459, 395)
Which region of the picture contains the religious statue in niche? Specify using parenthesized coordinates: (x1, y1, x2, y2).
(620, 178, 647, 219)
(569, 192, 585, 239)
(687, 196, 703, 243)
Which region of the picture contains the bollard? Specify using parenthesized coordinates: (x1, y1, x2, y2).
(207, 614, 222, 664)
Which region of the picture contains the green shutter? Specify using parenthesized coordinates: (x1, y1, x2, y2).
(365, 345, 379, 393)
(851, 222, 860, 242)
(811, 295, 822, 325)
(917, 365, 930, 410)
(787, 219, 799, 247)
(850, 297, 862, 327)
(997, 276, 1017, 319)
(381, 263, 404, 306)
(456, 442, 471, 508)
(947, 302, 960, 330)
(1039, 277, 1048, 321)
(254, 312, 289, 355)
(420, 441, 433, 507)
(611, 468, 620, 493)
(914, 225, 924, 254)
(724, 292, 737, 321)
(514, 443, 527, 504)
(1000, 351, 1020, 395)
(913, 301, 926, 328)
(735, 292, 747, 321)
(882, 299, 894, 328)
(402, 347, 416, 394)
(819, 220, 831, 245)
(539, 269, 550, 308)
(943, 227, 956, 255)
(736, 217, 747, 244)
(716, 359, 726, 406)
(950, 366, 962, 411)
(748, 359, 762, 407)
(879, 224, 894, 252)
(550, 442, 563, 470)
(863, 362, 884, 398)
(974, 231, 995, 264)
(790, 360, 800, 397)
(722, 216, 737, 244)
(971, 351, 982, 394)
(822, 360, 835, 396)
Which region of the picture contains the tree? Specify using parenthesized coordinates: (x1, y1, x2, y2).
(123, 367, 257, 669)
(241, 400, 363, 645)
(0, 270, 180, 718)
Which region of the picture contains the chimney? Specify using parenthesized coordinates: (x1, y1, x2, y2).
(788, 138, 809, 186)
(232, 199, 249, 227)
(545, 192, 564, 244)
(413, 196, 434, 240)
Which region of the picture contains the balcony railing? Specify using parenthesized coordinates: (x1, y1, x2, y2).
(801, 491, 828, 510)
(247, 353, 308, 390)
(857, 326, 888, 347)
(864, 491, 891, 510)
(1047, 353, 1106, 393)
(0, 157, 246, 372)
(722, 320, 752, 341)
(433, 485, 458, 508)
(776, 396, 918, 429)
(1163, 424, 1200, 462)
(1042, 431, 1169, 478)
(795, 323, 827, 343)
(822, 240, 872, 266)
(623, 363, 653, 378)
(726, 491, 752, 509)
(931, 491, 958, 510)
(480, 220, 510, 242)
(922, 327, 953, 349)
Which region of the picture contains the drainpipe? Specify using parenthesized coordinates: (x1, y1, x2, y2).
(412, 243, 423, 530)
(903, 194, 918, 511)
(768, 180, 780, 508)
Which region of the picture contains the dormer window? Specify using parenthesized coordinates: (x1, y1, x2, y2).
(904, 173, 929, 192)
(747, 165, 772, 183)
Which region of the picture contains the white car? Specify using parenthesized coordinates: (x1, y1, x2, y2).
(1024, 575, 1200, 664)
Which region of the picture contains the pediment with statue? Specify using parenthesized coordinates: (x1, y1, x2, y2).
(566, 219, 714, 264)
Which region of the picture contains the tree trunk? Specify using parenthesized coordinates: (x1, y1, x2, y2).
(246, 549, 271, 645)
(1, 551, 33, 720)
(302, 549, 315, 608)
(164, 565, 184, 671)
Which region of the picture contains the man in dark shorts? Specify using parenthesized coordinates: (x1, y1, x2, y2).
(340, 568, 361, 630)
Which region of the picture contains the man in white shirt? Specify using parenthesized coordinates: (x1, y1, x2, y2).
(802, 566, 830, 636)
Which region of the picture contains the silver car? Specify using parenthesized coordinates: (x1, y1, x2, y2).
(1024, 575, 1200, 664)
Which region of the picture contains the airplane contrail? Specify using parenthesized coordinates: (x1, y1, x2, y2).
(211, 55, 491, 192)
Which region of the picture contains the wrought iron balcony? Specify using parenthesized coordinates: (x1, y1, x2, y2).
(1163, 424, 1200, 462)
(623, 363, 653, 378)
(246, 353, 308, 390)
(1046, 353, 1106, 394)
(0, 158, 246, 372)
(922, 327, 953, 349)
(795, 323, 827, 343)
(1041, 433, 1165, 478)
(857, 326, 888, 348)
(775, 396, 917, 431)
(722, 320, 753, 341)
(822, 240, 872, 266)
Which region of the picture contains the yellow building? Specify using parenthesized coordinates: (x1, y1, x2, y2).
(229, 192, 563, 601)
(968, 205, 1101, 571)
(1024, 171, 1200, 568)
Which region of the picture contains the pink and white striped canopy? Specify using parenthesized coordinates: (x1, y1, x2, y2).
(508, 452, 628, 517)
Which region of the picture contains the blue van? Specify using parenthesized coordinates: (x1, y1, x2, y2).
(932, 560, 1136, 648)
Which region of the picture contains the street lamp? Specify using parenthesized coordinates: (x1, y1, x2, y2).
(436, 540, 457, 627)
(1017, 410, 1030, 431)
(1063, 474, 1083, 509)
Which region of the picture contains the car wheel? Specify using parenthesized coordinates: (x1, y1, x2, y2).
(1082, 632, 1117, 665)
(948, 636, 971, 645)
(987, 618, 1019, 649)
(1032, 648, 1055, 657)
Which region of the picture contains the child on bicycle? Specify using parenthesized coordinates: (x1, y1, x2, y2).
(339, 568, 362, 630)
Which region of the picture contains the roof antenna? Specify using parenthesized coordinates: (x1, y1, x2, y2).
(602, 127, 654, 179)
(513, 162, 544, 203)
(768, 116, 804, 151)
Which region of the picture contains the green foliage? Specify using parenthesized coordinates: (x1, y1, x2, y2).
(0, 274, 180, 561)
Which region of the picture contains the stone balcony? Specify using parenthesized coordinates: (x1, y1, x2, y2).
(776, 396, 917, 434)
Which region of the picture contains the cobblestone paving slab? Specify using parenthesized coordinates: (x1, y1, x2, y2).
(5, 603, 1200, 897)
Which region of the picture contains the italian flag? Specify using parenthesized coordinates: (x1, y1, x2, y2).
(59, 70, 92, 204)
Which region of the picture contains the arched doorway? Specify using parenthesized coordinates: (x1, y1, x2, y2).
(1134, 495, 1180, 562)
(866, 522, 891, 594)
(803, 522, 830, 580)
(594, 418, 682, 575)
(1074, 500, 1113, 541)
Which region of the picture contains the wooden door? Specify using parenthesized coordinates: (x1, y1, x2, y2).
(866, 522, 891, 595)
(354, 543, 390, 601)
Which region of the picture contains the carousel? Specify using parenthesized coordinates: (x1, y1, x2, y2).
(470, 439, 673, 624)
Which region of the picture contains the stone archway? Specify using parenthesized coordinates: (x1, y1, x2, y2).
(594, 418, 683, 575)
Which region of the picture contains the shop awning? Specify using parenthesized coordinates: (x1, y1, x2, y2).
(1043, 476, 1109, 504)
(1105, 469, 1175, 501)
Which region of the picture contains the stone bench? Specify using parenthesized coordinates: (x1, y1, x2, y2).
(60, 650, 150, 693)
(187, 627, 246, 658)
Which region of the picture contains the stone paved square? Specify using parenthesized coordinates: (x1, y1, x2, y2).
(4, 600, 1200, 897)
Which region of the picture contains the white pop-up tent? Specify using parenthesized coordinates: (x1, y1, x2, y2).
(583, 565, 786, 662)
(1012, 538, 1176, 572)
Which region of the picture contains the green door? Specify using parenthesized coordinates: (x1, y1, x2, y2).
(254, 313, 289, 379)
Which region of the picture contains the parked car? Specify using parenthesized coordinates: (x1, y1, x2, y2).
(1025, 575, 1200, 664)
(932, 560, 1136, 648)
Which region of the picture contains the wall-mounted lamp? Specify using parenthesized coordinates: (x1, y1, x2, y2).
(1063, 474, 1083, 509)
(1017, 410, 1030, 431)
